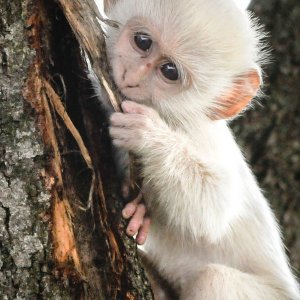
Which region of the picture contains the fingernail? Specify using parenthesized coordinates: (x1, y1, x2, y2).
(137, 235, 145, 245)
(122, 209, 129, 219)
(127, 228, 135, 236)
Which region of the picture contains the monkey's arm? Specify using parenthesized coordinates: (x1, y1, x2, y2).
(110, 101, 243, 243)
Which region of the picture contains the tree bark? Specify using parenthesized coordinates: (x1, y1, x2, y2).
(0, 0, 72, 298)
(232, 0, 300, 275)
(0, 0, 152, 299)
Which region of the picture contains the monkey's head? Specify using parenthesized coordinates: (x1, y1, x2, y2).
(104, 0, 268, 121)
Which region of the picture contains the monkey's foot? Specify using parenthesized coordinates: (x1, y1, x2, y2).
(122, 192, 151, 245)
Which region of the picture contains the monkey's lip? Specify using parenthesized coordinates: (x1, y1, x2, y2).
(118, 87, 140, 102)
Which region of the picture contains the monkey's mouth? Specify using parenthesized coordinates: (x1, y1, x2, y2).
(118, 91, 141, 104)
(118, 87, 141, 102)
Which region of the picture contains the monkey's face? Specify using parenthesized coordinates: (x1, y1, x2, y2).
(107, 19, 191, 104)
(106, 10, 262, 120)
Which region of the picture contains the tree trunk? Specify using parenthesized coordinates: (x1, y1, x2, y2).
(0, 0, 152, 299)
(232, 0, 300, 275)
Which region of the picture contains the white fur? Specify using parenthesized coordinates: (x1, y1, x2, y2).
(103, 0, 300, 298)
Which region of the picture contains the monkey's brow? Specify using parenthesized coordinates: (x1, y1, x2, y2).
(130, 25, 151, 34)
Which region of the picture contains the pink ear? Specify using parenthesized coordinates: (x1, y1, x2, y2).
(212, 70, 261, 120)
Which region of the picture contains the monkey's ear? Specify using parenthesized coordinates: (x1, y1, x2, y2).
(213, 70, 261, 120)
(103, 0, 119, 13)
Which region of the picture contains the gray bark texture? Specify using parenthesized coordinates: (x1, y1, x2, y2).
(0, 0, 152, 299)
(0, 1, 73, 299)
(232, 0, 300, 274)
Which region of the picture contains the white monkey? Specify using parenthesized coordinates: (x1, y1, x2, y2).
(101, 0, 300, 299)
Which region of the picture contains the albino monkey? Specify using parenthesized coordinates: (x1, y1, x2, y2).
(100, 0, 300, 299)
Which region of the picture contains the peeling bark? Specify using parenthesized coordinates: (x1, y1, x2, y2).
(0, 0, 73, 298)
(0, 0, 152, 299)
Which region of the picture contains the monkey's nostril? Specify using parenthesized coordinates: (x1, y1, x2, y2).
(122, 69, 127, 80)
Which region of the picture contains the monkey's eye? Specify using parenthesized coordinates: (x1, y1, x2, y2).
(134, 32, 153, 52)
(160, 63, 179, 81)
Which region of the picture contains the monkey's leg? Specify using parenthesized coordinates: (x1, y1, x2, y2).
(181, 264, 287, 300)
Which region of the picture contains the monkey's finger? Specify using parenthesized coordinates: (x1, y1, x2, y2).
(110, 112, 132, 126)
(110, 113, 146, 128)
(109, 127, 133, 140)
(122, 101, 146, 114)
(122, 202, 137, 219)
(136, 217, 151, 245)
(122, 192, 143, 219)
(122, 100, 157, 117)
(126, 203, 146, 236)
(109, 128, 142, 151)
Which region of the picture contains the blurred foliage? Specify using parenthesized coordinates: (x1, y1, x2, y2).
(231, 0, 300, 274)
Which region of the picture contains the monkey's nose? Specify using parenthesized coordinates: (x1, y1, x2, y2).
(122, 62, 151, 87)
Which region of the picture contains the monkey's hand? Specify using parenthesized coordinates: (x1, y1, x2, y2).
(122, 192, 151, 245)
(110, 101, 169, 245)
(109, 100, 169, 154)
(110, 101, 161, 244)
